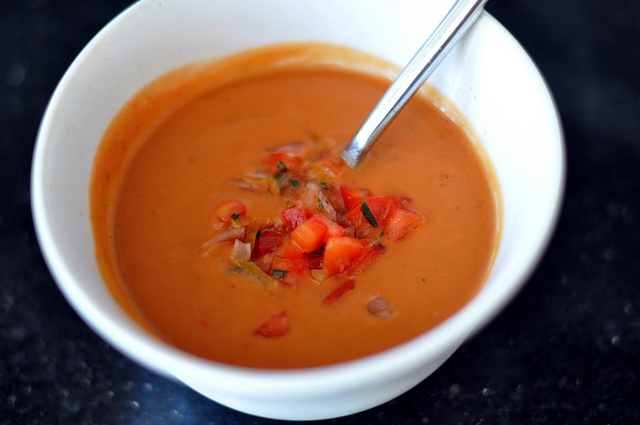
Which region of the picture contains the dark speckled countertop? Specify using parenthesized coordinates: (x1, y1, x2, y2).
(2, 0, 639, 423)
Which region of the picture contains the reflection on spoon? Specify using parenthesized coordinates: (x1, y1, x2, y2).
(341, 0, 489, 169)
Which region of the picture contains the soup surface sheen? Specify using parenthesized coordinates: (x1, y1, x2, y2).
(91, 43, 499, 368)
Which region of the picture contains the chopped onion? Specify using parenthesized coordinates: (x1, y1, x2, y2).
(231, 239, 252, 261)
(367, 294, 394, 319)
(201, 227, 245, 254)
(226, 174, 267, 192)
(267, 142, 306, 155)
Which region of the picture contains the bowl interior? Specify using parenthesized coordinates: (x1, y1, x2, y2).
(31, 0, 564, 420)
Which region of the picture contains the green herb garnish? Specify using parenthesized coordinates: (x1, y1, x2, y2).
(360, 201, 378, 227)
(289, 179, 301, 187)
(231, 212, 242, 220)
(319, 181, 328, 189)
(318, 197, 324, 210)
(272, 269, 290, 279)
(277, 161, 288, 171)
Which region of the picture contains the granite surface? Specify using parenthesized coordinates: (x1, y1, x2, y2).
(1, 0, 639, 423)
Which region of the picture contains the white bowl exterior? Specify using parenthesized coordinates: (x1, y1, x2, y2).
(31, 0, 564, 420)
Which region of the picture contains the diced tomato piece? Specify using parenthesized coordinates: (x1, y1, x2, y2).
(340, 186, 369, 211)
(254, 311, 290, 338)
(346, 202, 381, 239)
(211, 200, 248, 226)
(265, 152, 304, 171)
(271, 256, 305, 286)
(323, 279, 356, 304)
(313, 214, 347, 241)
(290, 215, 327, 253)
(256, 228, 285, 256)
(281, 206, 305, 230)
(317, 153, 346, 176)
(346, 244, 386, 277)
(366, 197, 409, 221)
(347, 197, 412, 238)
(322, 236, 368, 277)
(283, 240, 305, 260)
(383, 204, 425, 242)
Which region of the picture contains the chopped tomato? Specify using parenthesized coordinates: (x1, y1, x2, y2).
(323, 236, 368, 277)
(340, 186, 369, 211)
(271, 256, 305, 286)
(313, 214, 346, 241)
(289, 215, 327, 253)
(383, 204, 425, 242)
(211, 200, 248, 226)
(283, 239, 305, 260)
(323, 279, 356, 304)
(347, 197, 412, 238)
(254, 311, 290, 337)
(281, 206, 305, 230)
(265, 152, 304, 171)
(256, 228, 285, 256)
(317, 153, 346, 177)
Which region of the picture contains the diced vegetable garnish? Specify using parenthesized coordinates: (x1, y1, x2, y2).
(346, 244, 386, 276)
(202, 140, 423, 336)
(271, 256, 305, 286)
(367, 294, 394, 319)
(234, 261, 277, 289)
(254, 311, 290, 337)
(383, 204, 425, 242)
(360, 201, 378, 227)
(322, 236, 368, 277)
(256, 228, 285, 256)
(290, 215, 327, 253)
(281, 206, 305, 230)
(231, 239, 251, 261)
(323, 279, 356, 304)
(201, 227, 246, 255)
(340, 186, 369, 211)
(213, 200, 248, 227)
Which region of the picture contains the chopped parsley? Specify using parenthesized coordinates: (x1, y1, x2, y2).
(272, 269, 290, 279)
(277, 161, 288, 171)
(360, 201, 378, 227)
(289, 179, 301, 187)
(231, 212, 242, 220)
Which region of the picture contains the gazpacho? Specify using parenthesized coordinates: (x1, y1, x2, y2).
(90, 43, 500, 368)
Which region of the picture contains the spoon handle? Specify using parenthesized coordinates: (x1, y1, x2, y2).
(341, 0, 488, 169)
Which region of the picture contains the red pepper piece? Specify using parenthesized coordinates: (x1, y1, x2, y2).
(346, 244, 386, 277)
(323, 279, 356, 304)
(256, 228, 285, 256)
(281, 206, 305, 230)
(254, 311, 290, 338)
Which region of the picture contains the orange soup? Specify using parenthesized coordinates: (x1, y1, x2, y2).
(91, 43, 500, 368)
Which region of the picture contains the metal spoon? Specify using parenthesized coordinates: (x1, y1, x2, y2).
(341, 0, 488, 169)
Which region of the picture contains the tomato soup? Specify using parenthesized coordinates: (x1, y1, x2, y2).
(91, 43, 500, 368)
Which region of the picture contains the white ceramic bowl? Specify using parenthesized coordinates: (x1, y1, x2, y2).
(31, 0, 564, 420)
